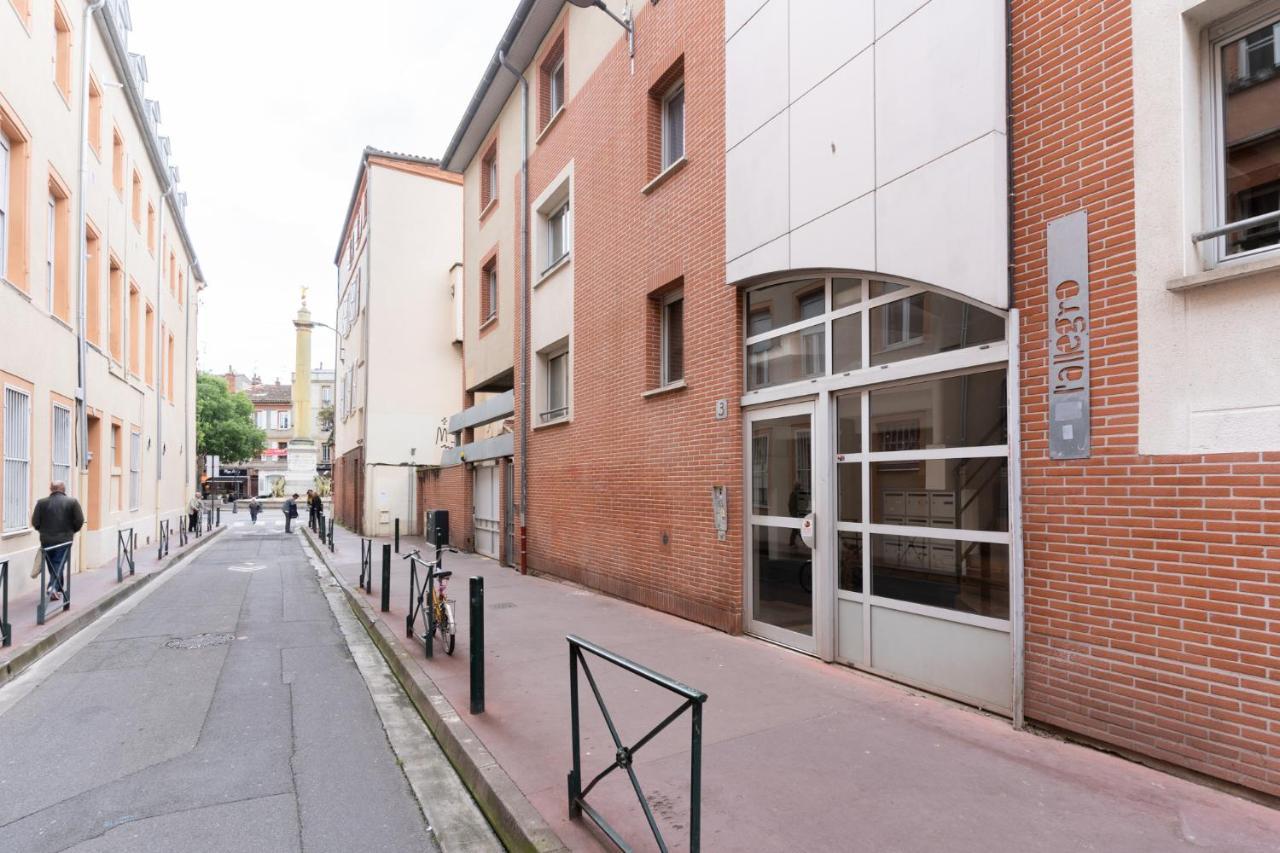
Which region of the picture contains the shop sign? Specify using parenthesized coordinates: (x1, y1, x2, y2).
(1047, 210, 1091, 460)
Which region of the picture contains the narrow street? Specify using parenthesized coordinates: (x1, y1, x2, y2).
(0, 522, 497, 853)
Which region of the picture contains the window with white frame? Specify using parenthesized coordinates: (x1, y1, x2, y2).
(256, 410, 268, 429)
(540, 344, 569, 424)
(51, 403, 71, 487)
(1207, 9, 1280, 259)
(322, 384, 332, 404)
(661, 291, 684, 386)
(280, 410, 291, 430)
(545, 200, 569, 271)
(3, 386, 31, 532)
(0, 129, 9, 275)
(129, 430, 140, 510)
(662, 81, 685, 169)
(47, 195, 56, 311)
(549, 56, 566, 116)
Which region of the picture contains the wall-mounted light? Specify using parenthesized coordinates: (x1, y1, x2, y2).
(569, 0, 634, 57)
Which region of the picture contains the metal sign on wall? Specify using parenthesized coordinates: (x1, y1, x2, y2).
(1047, 210, 1091, 459)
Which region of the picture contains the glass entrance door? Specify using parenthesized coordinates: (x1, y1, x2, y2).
(746, 402, 817, 652)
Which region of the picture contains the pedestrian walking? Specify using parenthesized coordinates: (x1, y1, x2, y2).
(284, 493, 299, 533)
(310, 491, 324, 534)
(248, 496, 261, 524)
(30, 481, 84, 601)
(306, 489, 317, 532)
(188, 493, 202, 532)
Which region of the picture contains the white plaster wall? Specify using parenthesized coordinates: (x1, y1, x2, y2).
(724, 0, 1009, 310)
(365, 165, 463, 473)
(1133, 0, 1280, 454)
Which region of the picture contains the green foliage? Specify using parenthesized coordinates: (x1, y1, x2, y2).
(318, 404, 334, 433)
(196, 374, 266, 463)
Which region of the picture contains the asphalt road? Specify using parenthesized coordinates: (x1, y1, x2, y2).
(0, 521, 498, 852)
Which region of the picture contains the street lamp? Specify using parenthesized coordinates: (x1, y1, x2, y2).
(569, 0, 634, 57)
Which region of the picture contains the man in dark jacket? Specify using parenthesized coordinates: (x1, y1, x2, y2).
(31, 481, 84, 600)
(284, 494, 299, 533)
(310, 491, 324, 534)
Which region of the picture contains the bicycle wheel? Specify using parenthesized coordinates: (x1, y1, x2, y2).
(436, 600, 456, 655)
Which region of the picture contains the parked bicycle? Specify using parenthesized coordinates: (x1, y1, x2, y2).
(403, 548, 457, 656)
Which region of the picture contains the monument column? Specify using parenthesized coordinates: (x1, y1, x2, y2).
(284, 291, 318, 495)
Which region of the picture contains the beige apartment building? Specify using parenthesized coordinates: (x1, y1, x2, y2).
(331, 148, 462, 537)
(1, 0, 203, 593)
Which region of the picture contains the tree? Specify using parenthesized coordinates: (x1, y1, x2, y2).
(196, 374, 266, 463)
(318, 404, 334, 433)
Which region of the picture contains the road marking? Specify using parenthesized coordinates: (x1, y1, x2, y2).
(227, 561, 266, 573)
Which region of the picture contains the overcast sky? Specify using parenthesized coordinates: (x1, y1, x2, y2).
(125, 1, 511, 385)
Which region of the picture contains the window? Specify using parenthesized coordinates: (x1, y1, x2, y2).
(168, 251, 176, 296)
(85, 223, 101, 345)
(480, 143, 498, 210)
(662, 81, 685, 169)
(131, 170, 142, 228)
(147, 202, 155, 253)
(1210, 12, 1280, 258)
(661, 292, 684, 386)
(109, 257, 123, 362)
(481, 257, 497, 323)
(112, 129, 125, 194)
(322, 385, 332, 404)
(128, 280, 141, 375)
(45, 177, 69, 320)
(53, 3, 72, 101)
(167, 333, 175, 398)
(277, 410, 291, 430)
(545, 201, 569, 271)
(45, 194, 55, 312)
(0, 129, 8, 277)
(88, 77, 102, 155)
(110, 422, 121, 511)
(51, 403, 71, 486)
(539, 33, 566, 130)
(144, 303, 155, 385)
(177, 270, 184, 306)
(256, 410, 268, 429)
(3, 385, 31, 533)
(541, 345, 569, 424)
(129, 429, 140, 510)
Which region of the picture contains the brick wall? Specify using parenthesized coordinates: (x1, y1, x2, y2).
(416, 464, 474, 553)
(513, 0, 741, 632)
(1012, 0, 1280, 796)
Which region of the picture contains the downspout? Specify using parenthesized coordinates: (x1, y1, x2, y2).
(359, 165, 372, 536)
(74, 0, 107, 573)
(496, 49, 530, 574)
(154, 185, 173, 535)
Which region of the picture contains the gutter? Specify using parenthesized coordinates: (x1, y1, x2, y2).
(496, 49, 531, 575)
(154, 185, 174, 534)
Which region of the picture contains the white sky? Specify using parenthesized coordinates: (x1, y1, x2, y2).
(125, 0, 512, 384)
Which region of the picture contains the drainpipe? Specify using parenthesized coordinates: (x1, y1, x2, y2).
(496, 49, 530, 574)
(153, 185, 173, 534)
(74, 0, 108, 476)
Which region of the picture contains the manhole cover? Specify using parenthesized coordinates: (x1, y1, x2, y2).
(491, 602, 517, 610)
(165, 632, 235, 650)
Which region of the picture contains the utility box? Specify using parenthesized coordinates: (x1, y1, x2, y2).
(426, 509, 449, 547)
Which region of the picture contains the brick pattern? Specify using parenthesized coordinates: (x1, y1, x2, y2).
(416, 464, 473, 552)
(1012, 0, 1280, 797)
(512, 0, 740, 631)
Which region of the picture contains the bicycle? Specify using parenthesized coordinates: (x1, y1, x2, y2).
(403, 548, 457, 656)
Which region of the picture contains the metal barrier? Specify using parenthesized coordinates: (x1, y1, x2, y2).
(37, 543, 73, 626)
(179, 516, 189, 546)
(359, 538, 373, 594)
(567, 634, 707, 853)
(117, 527, 136, 582)
(157, 518, 171, 560)
(405, 546, 453, 659)
(0, 559, 10, 647)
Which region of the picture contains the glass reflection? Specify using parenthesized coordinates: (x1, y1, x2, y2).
(747, 327, 826, 390)
(839, 531, 863, 593)
(872, 535, 1008, 620)
(832, 312, 862, 373)
(838, 462, 862, 523)
(1220, 21, 1280, 255)
(836, 393, 862, 455)
(746, 279, 826, 333)
(753, 525, 813, 635)
(751, 414, 812, 518)
(869, 291, 1004, 366)
(833, 277, 862, 308)
(870, 370, 1007, 451)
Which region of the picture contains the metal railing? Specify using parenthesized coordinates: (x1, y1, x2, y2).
(37, 543, 73, 626)
(117, 527, 136, 582)
(359, 537, 373, 594)
(157, 518, 171, 560)
(0, 559, 10, 647)
(1192, 208, 1280, 243)
(567, 635, 707, 853)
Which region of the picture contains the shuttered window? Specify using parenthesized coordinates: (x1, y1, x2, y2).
(52, 404, 72, 488)
(3, 387, 31, 532)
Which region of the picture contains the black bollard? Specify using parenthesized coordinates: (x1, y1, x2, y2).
(394, 518, 400, 554)
(216, 506, 221, 526)
(470, 576, 484, 714)
(380, 544, 391, 613)
(328, 519, 335, 552)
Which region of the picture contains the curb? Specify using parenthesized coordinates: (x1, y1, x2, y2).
(302, 527, 570, 853)
(0, 525, 228, 687)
